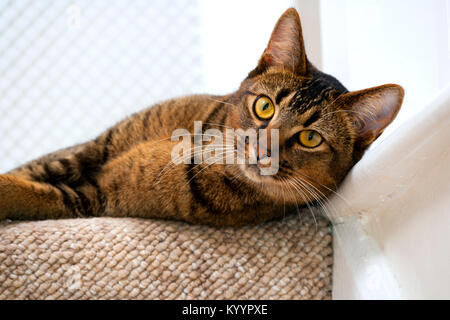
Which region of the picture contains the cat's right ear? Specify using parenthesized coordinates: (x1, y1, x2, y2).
(339, 84, 405, 149)
(248, 8, 309, 78)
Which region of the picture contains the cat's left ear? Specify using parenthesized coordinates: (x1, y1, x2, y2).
(249, 8, 309, 77)
(339, 84, 405, 148)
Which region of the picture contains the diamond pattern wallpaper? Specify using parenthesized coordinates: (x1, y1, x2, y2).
(0, 0, 203, 172)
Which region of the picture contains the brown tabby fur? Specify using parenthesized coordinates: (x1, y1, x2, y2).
(0, 9, 404, 226)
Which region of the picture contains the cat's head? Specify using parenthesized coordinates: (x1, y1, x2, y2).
(228, 8, 404, 202)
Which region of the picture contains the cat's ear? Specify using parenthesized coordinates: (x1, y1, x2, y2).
(339, 84, 404, 148)
(249, 8, 308, 77)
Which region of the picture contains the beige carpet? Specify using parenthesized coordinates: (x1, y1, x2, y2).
(0, 212, 332, 299)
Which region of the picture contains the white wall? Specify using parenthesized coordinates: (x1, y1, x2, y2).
(199, 0, 294, 94)
(318, 0, 450, 299)
(320, 0, 450, 145)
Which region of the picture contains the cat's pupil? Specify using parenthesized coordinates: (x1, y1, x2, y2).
(262, 103, 269, 111)
(308, 132, 314, 140)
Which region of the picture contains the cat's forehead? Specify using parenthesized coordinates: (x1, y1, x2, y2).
(250, 72, 304, 93)
(250, 71, 348, 113)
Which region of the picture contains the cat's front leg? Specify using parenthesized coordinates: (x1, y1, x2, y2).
(97, 140, 196, 222)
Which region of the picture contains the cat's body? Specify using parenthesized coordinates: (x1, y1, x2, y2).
(0, 9, 404, 226)
(2, 94, 290, 226)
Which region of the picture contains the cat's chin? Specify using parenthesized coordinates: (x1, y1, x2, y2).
(239, 164, 300, 203)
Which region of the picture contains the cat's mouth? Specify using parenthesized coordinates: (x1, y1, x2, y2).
(239, 162, 279, 183)
(242, 163, 264, 178)
(239, 163, 327, 205)
(238, 162, 303, 202)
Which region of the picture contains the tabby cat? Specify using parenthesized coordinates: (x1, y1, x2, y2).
(0, 8, 403, 226)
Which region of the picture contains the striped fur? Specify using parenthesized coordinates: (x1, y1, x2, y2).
(0, 8, 404, 226)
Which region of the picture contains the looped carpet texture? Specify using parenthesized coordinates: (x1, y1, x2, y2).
(0, 212, 332, 299)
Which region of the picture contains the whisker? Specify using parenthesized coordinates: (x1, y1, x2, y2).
(152, 143, 235, 186)
(203, 122, 234, 130)
(292, 176, 334, 220)
(295, 171, 351, 206)
(287, 179, 318, 230)
(292, 180, 317, 230)
(291, 175, 345, 245)
(279, 177, 288, 221)
(156, 145, 236, 184)
(206, 97, 238, 108)
(283, 178, 302, 222)
(183, 149, 238, 187)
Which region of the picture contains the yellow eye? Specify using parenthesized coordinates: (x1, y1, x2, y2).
(254, 96, 275, 120)
(298, 130, 323, 148)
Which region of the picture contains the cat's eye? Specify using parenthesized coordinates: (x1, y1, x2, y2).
(253, 96, 275, 120)
(298, 130, 323, 148)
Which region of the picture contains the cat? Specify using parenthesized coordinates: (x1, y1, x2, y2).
(0, 8, 403, 227)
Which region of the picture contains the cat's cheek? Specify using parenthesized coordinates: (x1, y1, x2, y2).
(297, 162, 336, 193)
(228, 108, 243, 128)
